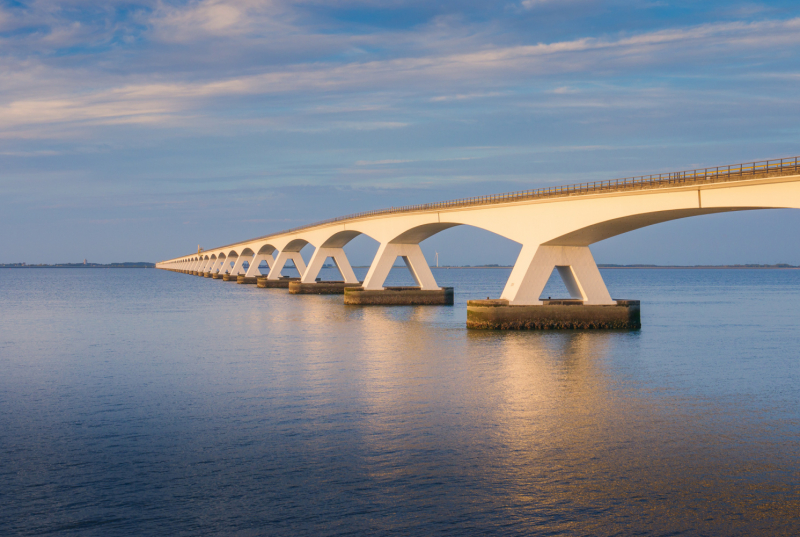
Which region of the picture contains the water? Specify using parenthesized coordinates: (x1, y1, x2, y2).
(1, 267, 799, 535)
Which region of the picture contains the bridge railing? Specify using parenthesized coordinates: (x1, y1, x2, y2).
(275, 156, 800, 231)
(177, 156, 800, 259)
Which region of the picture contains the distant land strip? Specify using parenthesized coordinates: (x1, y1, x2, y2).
(2, 262, 155, 268)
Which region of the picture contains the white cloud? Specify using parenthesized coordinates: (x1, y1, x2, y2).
(151, 0, 288, 42)
(1, 14, 799, 138)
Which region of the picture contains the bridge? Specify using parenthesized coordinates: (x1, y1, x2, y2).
(157, 156, 800, 328)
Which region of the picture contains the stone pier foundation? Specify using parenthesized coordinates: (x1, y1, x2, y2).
(344, 286, 454, 305)
(467, 299, 640, 330)
(289, 281, 362, 294)
(256, 277, 299, 288)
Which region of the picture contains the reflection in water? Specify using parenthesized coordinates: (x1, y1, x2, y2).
(0, 268, 799, 535)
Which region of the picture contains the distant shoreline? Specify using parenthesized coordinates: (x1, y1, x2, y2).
(597, 265, 800, 270)
(2, 263, 155, 268)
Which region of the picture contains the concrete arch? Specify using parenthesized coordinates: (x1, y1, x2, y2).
(239, 242, 281, 278)
(256, 243, 277, 255)
(321, 230, 363, 248)
(389, 222, 463, 244)
(544, 207, 750, 246)
(283, 239, 309, 252)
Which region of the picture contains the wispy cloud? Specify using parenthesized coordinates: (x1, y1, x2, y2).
(355, 159, 413, 166)
(2, 15, 799, 138)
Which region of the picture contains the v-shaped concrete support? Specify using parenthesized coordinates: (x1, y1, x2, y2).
(213, 257, 227, 274)
(245, 253, 275, 277)
(362, 243, 439, 290)
(267, 251, 307, 280)
(301, 247, 359, 284)
(501, 245, 614, 305)
(228, 255, 245, 275)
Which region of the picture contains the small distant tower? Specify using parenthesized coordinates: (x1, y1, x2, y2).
(435, 252, 439, 268)
(198, 245, 202, 254)
(83, 258, 87, 265)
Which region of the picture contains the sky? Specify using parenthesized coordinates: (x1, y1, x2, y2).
(2, 0, 800, 266)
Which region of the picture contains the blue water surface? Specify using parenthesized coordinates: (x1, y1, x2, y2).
(1, 267, 799, 535)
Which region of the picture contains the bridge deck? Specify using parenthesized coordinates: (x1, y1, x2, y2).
(188, 156, 800, 257)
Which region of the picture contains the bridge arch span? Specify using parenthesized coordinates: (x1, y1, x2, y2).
(544, 207, 748, 247)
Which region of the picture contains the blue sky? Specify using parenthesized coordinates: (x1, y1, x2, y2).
(2, 0, 800, 265)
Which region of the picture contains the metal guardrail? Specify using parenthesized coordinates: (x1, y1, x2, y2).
(168, 156, 800, 262)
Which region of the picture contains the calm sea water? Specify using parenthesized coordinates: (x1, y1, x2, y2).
(1, 267, 799, 536)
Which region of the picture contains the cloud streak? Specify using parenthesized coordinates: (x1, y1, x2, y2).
(2, 13, 799, 137)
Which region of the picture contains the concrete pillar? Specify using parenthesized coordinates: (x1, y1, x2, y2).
(228, 255, 245, 276)
(500, 245, 614, 305)
(223, 256, 237, 274)
(267, 250, 307, 280)
(245, 252, 274, 277)
(362, 243, 439, 291)
(301, 247, 359, 284)
(213, 256, 227, 273)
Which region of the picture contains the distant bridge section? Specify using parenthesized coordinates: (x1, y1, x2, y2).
(158, 156, 800, 306)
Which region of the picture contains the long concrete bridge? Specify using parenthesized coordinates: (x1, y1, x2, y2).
(157, 157, 800, 328)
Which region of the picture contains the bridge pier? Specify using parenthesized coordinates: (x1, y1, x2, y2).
(257, 276, 299, 288)
(244, 250, 275, 278)
(289, 280, 362, 294)
(214, 256, 228, 275)
(301, 247, 359, 284)
(227, 254, 246, 276)
(349, 243, 452, 304)
(344, 286, 454, 305)
(471, 244, 638, 329)
(467, 299, 640, 330)
(363, 243, 439, 290)
(501, 245, 614, 305)
(267, 251, 307, 280)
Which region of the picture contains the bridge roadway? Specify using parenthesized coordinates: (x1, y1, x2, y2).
(157, 156, 800, 309)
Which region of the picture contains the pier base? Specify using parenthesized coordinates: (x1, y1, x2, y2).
(344, 286, 454, 305)
(467, 299, 640, 330)
(204, 272, 211, 278)
(289, 280, 362, 294)
(236, 275, 258, 284)
(222, 273, 238, 281)
(212, 273, 222, 279)
(256, 277, 299, 288)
